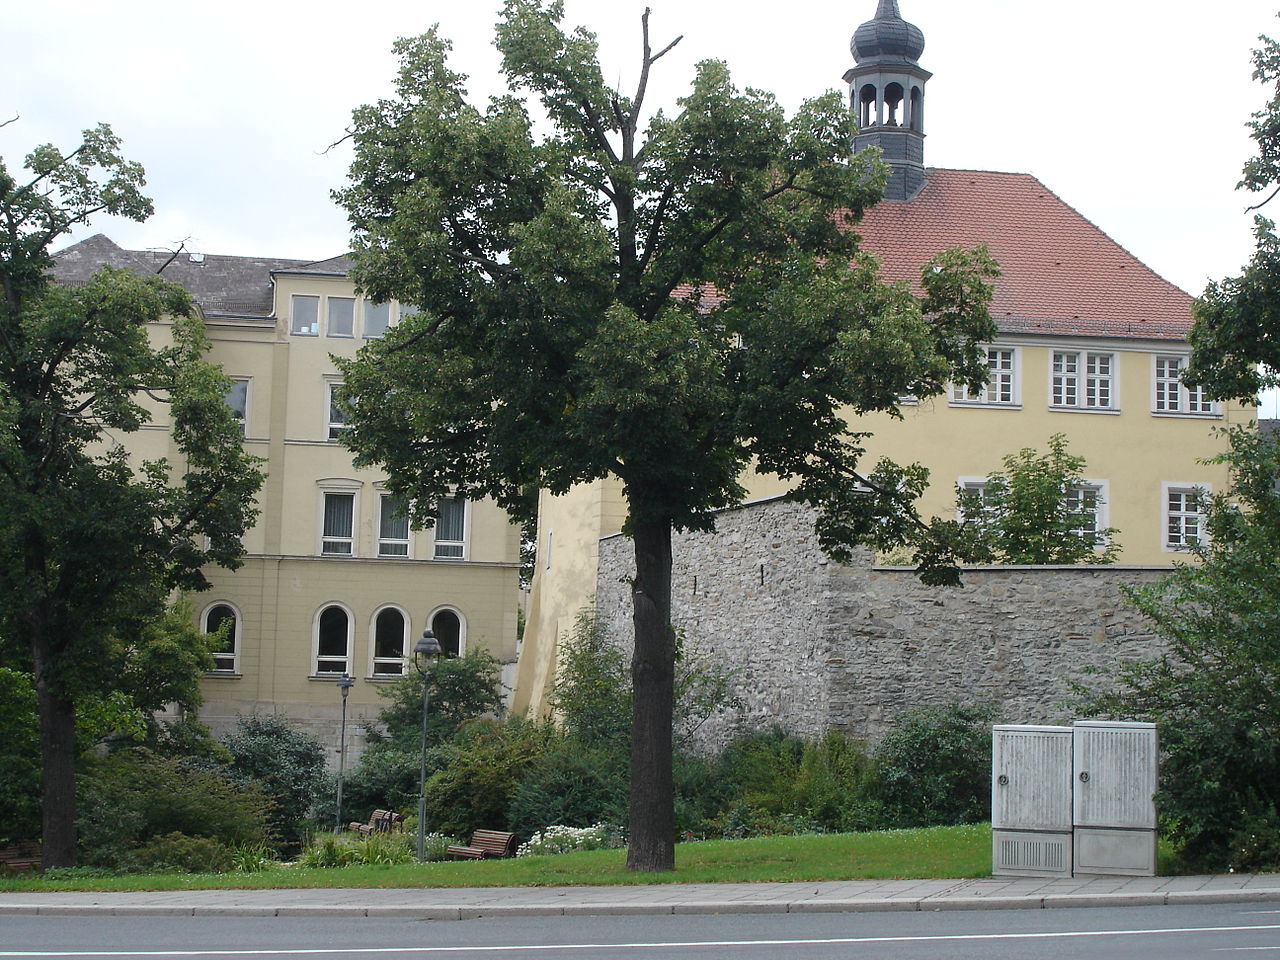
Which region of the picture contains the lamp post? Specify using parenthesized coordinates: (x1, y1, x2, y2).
(334, 673, 355, 833)
(412, 629, 442, 861)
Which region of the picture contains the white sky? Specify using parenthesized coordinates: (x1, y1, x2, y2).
(3, 2, 1276, 321)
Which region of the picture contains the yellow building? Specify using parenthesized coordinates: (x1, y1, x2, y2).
(53, 236, 523, 758)
(513, 2, 1247, 719)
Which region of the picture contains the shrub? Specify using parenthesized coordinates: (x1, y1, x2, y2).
(516, 823, 624, 857)
(77, 749, 272, 869)
(863, 703, 994, 829)
(131, 832, 232, 874)
(506, 739, 626, 840)
(368, 649, 506, 753)
(422, 718, 559, 837)
(297, 835, 360, 868)
(296, 831, 420, 867)
(222, 714, 327, 849)
(229, 841, 277, 873)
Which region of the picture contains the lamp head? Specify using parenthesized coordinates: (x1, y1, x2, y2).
(336, 673, 355, 697)
(414, 629, 442, 671)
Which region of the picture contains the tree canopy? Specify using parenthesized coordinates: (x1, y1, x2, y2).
(955, 433, 1120, 565)
(0, 123, 265, 865)
(335, 0, 997, 870)
(1188, 26, 1280, 400)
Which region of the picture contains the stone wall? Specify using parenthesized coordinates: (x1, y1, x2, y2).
(596, 496, 1170, 753)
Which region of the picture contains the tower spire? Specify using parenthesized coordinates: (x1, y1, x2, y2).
(844, 0, 930, 200)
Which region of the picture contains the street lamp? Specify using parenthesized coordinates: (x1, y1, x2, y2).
(413, 628, 442, 861)
(333, 673, 355, 833)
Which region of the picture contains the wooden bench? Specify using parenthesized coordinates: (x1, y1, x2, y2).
(347, 810, 405, 836)
(447, 830, 517, 859)
(0, 841, 42, 872)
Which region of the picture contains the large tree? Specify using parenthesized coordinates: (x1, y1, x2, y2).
(0, 123, 264, 866)
(335, 0, 997, 870)
(1187, 24, 1280, 398)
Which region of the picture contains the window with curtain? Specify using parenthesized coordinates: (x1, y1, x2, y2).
(379, 495, 410, 556)
(434, 494, 466, 559)
(322, 492, 355, 555)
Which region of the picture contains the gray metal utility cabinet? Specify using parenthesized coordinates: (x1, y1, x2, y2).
(992, 721, 1157, 878)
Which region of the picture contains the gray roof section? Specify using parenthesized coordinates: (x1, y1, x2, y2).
(51, 235, 353, 318)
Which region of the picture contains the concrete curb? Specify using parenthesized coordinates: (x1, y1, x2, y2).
(2, 887, 1279, 919)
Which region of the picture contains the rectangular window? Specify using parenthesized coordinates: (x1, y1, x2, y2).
(224, 379, 248, 436)
(956, 477, 990, 522)
(1052, 351, 1114, 409)
(1165, 486, 1205, 550)
(1155, 356, 1215, 415)
(378, 495, 410, 557)
(1065, 483, 1103, 539)
(434, 494, 466, 559)
(327, 297, 355, 337)
(322, 492, 355, 555)
(364, 302, 390, 339)
(328, 384, 348, 440)
(952, 348, 1016, 405)
(291, 295, 319, 336)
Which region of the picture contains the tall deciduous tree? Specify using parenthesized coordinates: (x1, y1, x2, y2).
(0, 124, 264, 866)
(335, 0, 997, 870)
(1188, 26, 1280, 398)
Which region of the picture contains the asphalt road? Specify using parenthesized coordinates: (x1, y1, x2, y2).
(3, 903, 1279, 959)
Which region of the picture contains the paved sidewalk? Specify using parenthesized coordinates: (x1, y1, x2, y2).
(2, 873, 1279, 919)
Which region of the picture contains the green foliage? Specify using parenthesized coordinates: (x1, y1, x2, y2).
(0, 668, 40, 842)
(228, 842, 277, 873)
(131, 833, 232, 874)
(1079, 426, 1280, 871)
(506, 739, 626, 840)
(861, 703, 995, 830)
(550, 607, 743, 751)
(222, 714, 327, 849)
(953, 434, 1119, 565)
(421, 718, 559, 838)
(76, 750, 271, 869)
(0, 125, 265, 865)
(516, 823, 624, 857)
(367, 648, 506, 752)
(1188, 29, 1280, 402)
(335, 0, 999, 867)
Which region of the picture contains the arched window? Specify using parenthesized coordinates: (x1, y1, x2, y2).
(883, 83, 904, 127)
(909, 86, 923, 132)
(372, 606, 409, 676)
(430, 608, 464, 658)
(859, 84, 878, 128)
(203, 603, 239, 673)
(316, 605, 351, 675)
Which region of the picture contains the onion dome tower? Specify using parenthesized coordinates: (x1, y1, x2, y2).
(844, 0, 930, 201)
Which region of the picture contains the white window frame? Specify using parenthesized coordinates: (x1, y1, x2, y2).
(327, 382, 349, 441)
(363, 300, 391, 339)
(427, 605, 467, 658)
(201, 601, 241, 674)
(377, 492, 412, 557)
(1065, 479, 1110, 544)
(317, 479, 362, 557)
(1152, 355, 1218, 417)
(369, 604, 411, 677)
(327, 296, 356, 338)
(224, 378, 250, 436)
(313, 603, 354, 676)
(955, 476, 990, 521)
(290, 294, 320, 336)
(1050, 350, 1116, 411)
(1162, 482, 1209, 552)
(433, 493, 469, 560)
(950, 347, 1020, 407)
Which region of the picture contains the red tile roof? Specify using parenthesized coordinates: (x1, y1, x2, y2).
(853, 168, 1193, 340)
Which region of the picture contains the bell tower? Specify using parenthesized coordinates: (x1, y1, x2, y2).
(843, 0, 930, 201)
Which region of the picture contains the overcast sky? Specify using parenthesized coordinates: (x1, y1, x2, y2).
(4, 0, 1276, 300)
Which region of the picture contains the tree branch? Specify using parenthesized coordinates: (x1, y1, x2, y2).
(1245, 183, 1280, 212)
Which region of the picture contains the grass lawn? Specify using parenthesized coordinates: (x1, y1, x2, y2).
(0, 823, 992, 892)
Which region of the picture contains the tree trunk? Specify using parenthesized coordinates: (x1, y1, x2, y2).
(626, 514, 676, 872)
(34, 641, 77, 868)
